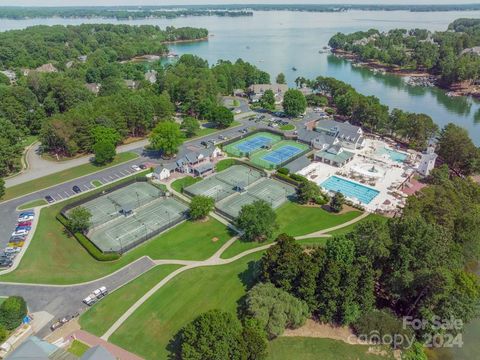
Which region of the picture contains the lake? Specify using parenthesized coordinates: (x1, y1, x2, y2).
(1, 10, 479, 144)
(0, 10, 479, 358)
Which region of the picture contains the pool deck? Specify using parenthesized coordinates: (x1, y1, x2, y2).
(297, 138, 419, 212)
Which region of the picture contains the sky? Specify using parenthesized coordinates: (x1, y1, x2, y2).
(1, 0, 479, 6)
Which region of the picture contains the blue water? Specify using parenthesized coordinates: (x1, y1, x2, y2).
(236, 136, 272, 153)
(262, 145, 302, 165)
(376, 147, 408, 163)
(321, 176, 380, 204)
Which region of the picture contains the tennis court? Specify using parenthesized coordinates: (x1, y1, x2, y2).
(68, 182, 164, 227)
(216, 177, 296, 218)
(184, 165, 264, 200)
(88, 197, 188, 253)
(223, 132, 281, 157)
(250, 140, 310, 169)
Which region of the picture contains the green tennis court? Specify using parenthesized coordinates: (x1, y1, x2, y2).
(223, 132, 281, 157)
(250, 140, 310, 169)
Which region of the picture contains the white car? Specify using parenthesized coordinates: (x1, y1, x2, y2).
(18, 215, 34, 222)
(12, 229, 28, 236)
(131, 165, 141, 172)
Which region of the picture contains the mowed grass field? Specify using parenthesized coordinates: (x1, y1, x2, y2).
(110, 253, 263, 360)
(80, 264, 181, 336)
(2, 152, 138, 201)
(171, 176, 201, 193)
(221, 201, 362, 259)
(0, 178, 232, 285)
(267, 337, 391, 360)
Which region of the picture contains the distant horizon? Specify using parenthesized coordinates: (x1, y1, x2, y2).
(2, 1, 479, 7)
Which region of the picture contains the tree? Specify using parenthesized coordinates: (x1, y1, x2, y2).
(189, 195, 215, 220)
(282, 89, 306, 117)
(93, 139, 116, 165)
(259, 90, 275, 111)
(242, 318, 268, 360)
(149, 121, 184, 157)
(0, 296, 27, 331)
(297, 180, 327, 205)
(236, 200, 278, 242)
(181, 116, 200, 138)
(437, 123, 480, 175)
(276, 73, 286, 84)
(210, 106, 234, 128)
(0, 178, 4, 200)
(91, 126, 120, 150)
(67, 207, 92, 234)
(330, 192, 345, 213)
(178, 310, 246, 360)
(244, 283, 309, 338)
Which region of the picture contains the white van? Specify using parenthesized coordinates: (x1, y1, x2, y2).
(83, 295, 96, 306)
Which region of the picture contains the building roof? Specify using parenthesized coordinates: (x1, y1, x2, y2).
(84, 83, 101, 94)
(315, 120, 363, 143)
(248, 83, 288, 94)
(316, 148, 355, 164)
(461, 46, 480, 56)
(193, 163, 214, 175)
(154, 163, 176, 174)
(124, 80, 139, 89)
(35, 63, 58, 73)
(80, 345, 115, 360)
(284, 155, 311, 173)
(145, 70, 157, 84)
(6, 336, 57, 360)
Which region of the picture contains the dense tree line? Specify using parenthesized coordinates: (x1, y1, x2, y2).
(0, 24, 208, 69)
(298, 76, 438, 150)
(329, 19, 480, 86)
(0, 7, 252, 20)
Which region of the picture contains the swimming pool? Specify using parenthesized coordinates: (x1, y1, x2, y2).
(376, 147, 408, 163)
(321, 176, 380, 204)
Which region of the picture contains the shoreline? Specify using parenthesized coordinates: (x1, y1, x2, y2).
(161, 36, 209, 45)
(332, 49, 480, 99)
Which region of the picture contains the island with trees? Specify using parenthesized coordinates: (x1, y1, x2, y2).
(328, 18, 480, 98)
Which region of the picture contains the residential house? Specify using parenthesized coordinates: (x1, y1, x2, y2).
(460, 46, 480, 56)
(145, 70, 157, 84)
(248, 83, 289, 104)
(35, 63, 58, 73)
(233, 88, 245, 97)
(314, 144, 355, 167)
(78, 55, 88, 63)
(124, 80, 140, 90)
(417, 145, 437, 176)
(0, 70, 16, 83)
(84, 83, 101, 95)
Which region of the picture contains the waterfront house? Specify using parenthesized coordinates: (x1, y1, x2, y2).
(248, 83, 288, 104)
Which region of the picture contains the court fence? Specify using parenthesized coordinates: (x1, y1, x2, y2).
(59, 176, 187, 256)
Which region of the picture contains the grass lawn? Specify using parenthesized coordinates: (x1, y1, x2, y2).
(267, 337, 391, 360)
(171, 176, 201, 193)
(2, 152, 138, 201)
(68, 340, 90, 357)
(326, 213, 387, 237)
(17, 199, 47, 210)
(279, 124, 295, 131)
(110, 252, 262, 360)
(297, 237, 328, 248)
(215, 158, 237, 172)
(80, 264, 181, 336)
(0, 173, 231, 284)
(91, 180, 103, 187)
(221, 202, 362, 259)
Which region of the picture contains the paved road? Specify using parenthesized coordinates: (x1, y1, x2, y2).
(0, 256, 156, 337)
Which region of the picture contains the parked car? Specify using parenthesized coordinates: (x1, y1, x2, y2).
(19, 211, 34, 217)
(139, 164, 147, 170)
(4, 247, 21, 254)
(200, 141, 208, 147)
(131, 165, 141, 172)
(10, 235, 26, 242)
(17, 221, 32, 227)
(0, 259, 13, 268)
(12, 229, 28, 236)
(83, 286, 108, 306)
(45, 195, 55, 204)
(218, 135, 227, 140)
(15, 226, 31, 232)
(72, 185, 82, 194)
(8, 241, 24, 248)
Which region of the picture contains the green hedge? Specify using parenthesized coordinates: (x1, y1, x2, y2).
(0, 296, 27, 331)
(56, 213, 120, 261)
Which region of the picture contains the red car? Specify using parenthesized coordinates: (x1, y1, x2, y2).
(17, 221, 32, 227)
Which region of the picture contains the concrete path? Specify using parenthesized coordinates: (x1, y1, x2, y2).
(295, 212, 370, 240)
(100, 210, 371, 340)
(5, 140, 147, 187)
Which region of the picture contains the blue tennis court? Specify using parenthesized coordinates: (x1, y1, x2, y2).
(236, 136, 273, 153)
(262, 145, 303, 165)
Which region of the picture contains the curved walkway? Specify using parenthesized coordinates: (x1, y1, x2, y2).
(295, 211, 370, 239)
(100, 210, 370, 340)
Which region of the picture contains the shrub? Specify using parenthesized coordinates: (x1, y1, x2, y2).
(330, 192, 345, 213)
(0, 296, 27, 331)
(277, 167, 290, 175)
